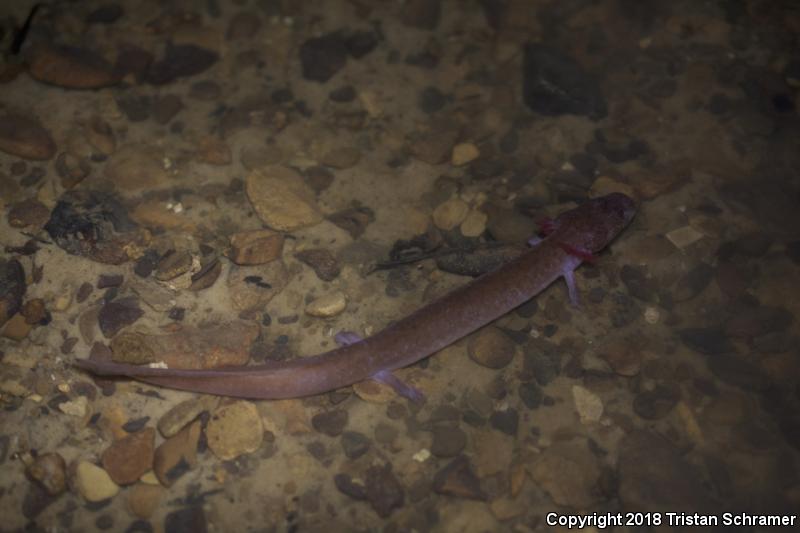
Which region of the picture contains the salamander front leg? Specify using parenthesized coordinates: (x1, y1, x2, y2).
(563, 269, 580, 307)
(335, 331, 425, 403)
(556, 242, 598, 307)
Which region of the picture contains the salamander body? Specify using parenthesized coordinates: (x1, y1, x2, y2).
(76, 193, 636, 399)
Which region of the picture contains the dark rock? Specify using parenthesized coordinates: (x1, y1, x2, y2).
(122, 416, 149, 432)
(569, 152, 597, 176)
(779, 416, 800, 450)
(188, 80, 221, 100)
(311, 409, 348, 437)
(673, 263, 714, 302)
(632, 385, 680, 420)
(326, 206, 374, 239)
(152, 95, 184, 124)
(21, 166, 46, 187)
(522, 341, 561, 385)
(86, 4, 123, 24)
(469, 157, 507, 181)
(0, 258, 25, 327)
(76, 282, 93, 302)
(753, 331, 792, 353)
(0, 435, 9, 463)
(433, 456, 486, 500)
(95, 514, 114, 530)
(419, 86, 447, 114)
(401, 0, 441, 29)
(646, 78, 677, 99)
(329, 85, 356, 102)
(294, 249, 340, 281)
(271, 88, 293, 104)
(489, 408, 518, 436)
(679, 327, 731, 355)
(430, 426, 466, 457)
(345, 31, 378, 58)
(587, 130, 649, 163)
(427, 404, 461, 424)
(334, 473, 366, 500)
(98, 297, 143, 337)
(299, 33, 348, 83)
(707, 93, 732, 115)
(226, 11, 261, 41)
(619, 265, 656, 302)
(480, 0, 506, 29)
(134, 250, 160, 278)
(725, 305, 793, 339)
(303, 165, 334, 194)
(374, 422, 398, 445)
(125, 519, 153, 532)
(522, 43, 606, 119)
(365, 463, 405, 517)
(618, 430, 720, 514)
(786, 240, 800, 264)
(147, 44, 219, 85)
(499, 128, 518, 153)
(116, 93, 151, 122)
(341, 431, 371, 459)
(715, 261, 748, 300)
(44, 190, 143, 265)
(164, 506, 208, 533)
(97, 274, 123, 289)
(22, 482, 57, 519)
(734, 232, 772, 257)
(114, 45, 154, 83)
(518, 381, 543, 409)
(708, 356, 772, 393)
(306, 440, 327, 462)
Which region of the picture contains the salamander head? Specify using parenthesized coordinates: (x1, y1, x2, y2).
(556, 192, 636, 252)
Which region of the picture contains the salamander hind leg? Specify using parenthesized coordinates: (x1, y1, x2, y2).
(336, 330, 425, 403)
(372, 370, 425, 403)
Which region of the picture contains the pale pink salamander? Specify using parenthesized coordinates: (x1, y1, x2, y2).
(75, 193, 636, 400)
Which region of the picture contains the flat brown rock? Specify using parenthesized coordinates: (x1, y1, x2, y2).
(101, 428, 155, 485)
(228, 229, 284, 265)
(28, 44, 122, 89)
(0, 112, 56, 160)
(432, 456, 486, 500)
(110, 321, 258, 369)
(153, 420, 201, 487)
(246, 166, 323, 231)
(206, 401, 264, 460)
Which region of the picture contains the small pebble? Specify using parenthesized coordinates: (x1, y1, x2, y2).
(75, 461, 119, 502)
(312, 410, 348, 437)
(206, 401, 264, 460)
(451, 142, 480, 166)
(305, 291, 347, 318)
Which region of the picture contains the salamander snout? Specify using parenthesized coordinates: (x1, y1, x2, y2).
(601, 192, 636, 226)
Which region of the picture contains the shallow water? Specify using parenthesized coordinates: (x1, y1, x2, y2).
(1, 0, 799, 531)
